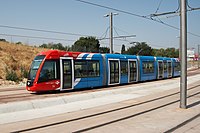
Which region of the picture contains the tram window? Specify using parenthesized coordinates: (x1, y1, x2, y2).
(168, 62, 172, 70)
(142, 61, 154, 74)
(74, 60, 100, 78)
(38, 60, 59, 83)
(174, 62, 180, 71)
(74, 61, 87, 78)
(28, 55, 45, 81)
(164, 62, 167, 72)
(120, 61, 128, 75)
(88, 61, 100, 77)
(109, 60, 119, 84)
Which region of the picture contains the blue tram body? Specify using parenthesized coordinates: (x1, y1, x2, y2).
(72, 53, 180, 89)
(138, 56, 157, 81)
(26, 50, 181, 92)
(73, 53, 104, 89)
(103, 54, 138, 85)
(155, 57, 165, 79)
(172, 58, 181, 77)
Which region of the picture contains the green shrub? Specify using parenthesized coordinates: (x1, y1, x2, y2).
(0, 39, 7, 42)
(6, 69, 19, 82)
(16, 42, 22, 45)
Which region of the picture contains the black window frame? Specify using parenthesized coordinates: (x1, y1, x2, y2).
(109, 60, 119, 84)
(164, 61, 167, 73)
(38, 59, 60, 83)
(129, 61, 137, 82)
(74, 60, 100, 78)
(28, 55, 45, 81)
(168, 61, 172, 72)
(174, 62, 181, 71)
(142, 61, 155, 74)
(87, 60, 100, 77)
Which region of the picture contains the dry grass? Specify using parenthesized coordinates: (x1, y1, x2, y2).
(0, 41, 47, 80)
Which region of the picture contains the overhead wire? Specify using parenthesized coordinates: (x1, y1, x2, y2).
(0, 25, 91, 37)
(113, 27, 120, 37)
(75, 0, 148, 19)
(113, 27, 135, 44)
(187, 0, 200, 9)
(113, 27, 131, 35)
(155, 0, 164, 13)
(75, 0, 200, 38)
(99, 26, 109, 39)
(0, 33, 76, 42)
(1, 0, 199, 49)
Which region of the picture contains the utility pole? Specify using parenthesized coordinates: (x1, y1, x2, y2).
(198, 45, 200, 68)
(180, 0, 187, 109)
(104, 12, 118, 54)
(150, 0, 200, 109)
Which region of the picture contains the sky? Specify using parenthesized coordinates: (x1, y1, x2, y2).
(0, 0, 200, 53)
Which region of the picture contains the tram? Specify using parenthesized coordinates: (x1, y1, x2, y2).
(26, 50, 180, 92)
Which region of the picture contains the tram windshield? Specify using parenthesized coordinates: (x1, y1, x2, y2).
(28, 55, 45, 82)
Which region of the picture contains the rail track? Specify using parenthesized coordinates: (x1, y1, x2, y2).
(4, 78, 200, 133)
(0, 68, 200, 104)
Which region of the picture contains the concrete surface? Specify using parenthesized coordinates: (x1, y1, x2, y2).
(0, 76, 200, 132)
(0, 74, 200, 125)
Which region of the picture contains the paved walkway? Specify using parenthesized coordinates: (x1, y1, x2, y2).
(0, 74, 199, 132)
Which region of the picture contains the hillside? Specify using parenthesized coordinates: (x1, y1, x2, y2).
(0, 41, 47, 81)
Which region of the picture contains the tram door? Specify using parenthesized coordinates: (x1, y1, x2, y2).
(157, 61, 164, 79)
(109, 60, 119, 84)
(129, 60, 137, 82)
(167, 61, 172, 77)
(164, 61, 168, 78)
(60, 57, 74, 90)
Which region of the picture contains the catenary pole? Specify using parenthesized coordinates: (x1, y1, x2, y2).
(198, 45, 200, 68)
(104, 12, 118, 53)
(180, 0, 187, 109)
(110, 12, 113, 54)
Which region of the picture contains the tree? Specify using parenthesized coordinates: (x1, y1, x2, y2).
(165, 48, 179, 58)
(126, 42, 153, 56)
(152, 48, 179, 58)
(152, 48, 165, 57)
(72, 36, 100, 52)
(99, 47, 110, 53)
(121, 44, 126, 54)
(39, 43, 69, 51)
(39, 43, 48, 48)
(51, 43, 65, 50)
(16, 42, 23, 45)
(175, 49, 179, 58)
(0, 39, 7, 42)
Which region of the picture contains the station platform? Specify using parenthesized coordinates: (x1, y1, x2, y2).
(0, 74, 200, 132)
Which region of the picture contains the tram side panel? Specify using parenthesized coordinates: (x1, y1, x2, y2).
(87, 54, 104, 88)
(119, 55, 138, 84)
(73, 54, 104, 89)
(155, 57, 165, 79)
(27, 50, 179, 92)
(29, 59, 61, 92)
(138, 56, 157, 81)
(27, 50, 66, 92)
(104, 54, 121, 86)
(165, 57, 173, 78)
(104, 54, 139, 86)
(120, 59, 129, 84)
(172, 58, 181, 77)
